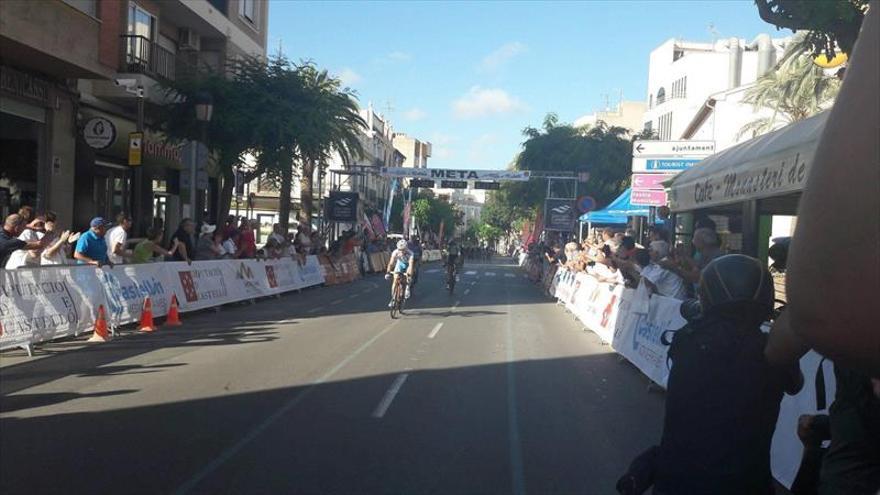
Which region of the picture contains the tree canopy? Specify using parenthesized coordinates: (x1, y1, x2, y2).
(754, 0, 869, 58)
(482, 113, 640, 235)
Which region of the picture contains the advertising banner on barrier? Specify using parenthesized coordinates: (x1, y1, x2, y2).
(1, 256, 327, 351)
(1, 266, 102, 349)
(612, 288, 686, 388)
(570, 273, 624, 344)
(98, 263, 172, 324)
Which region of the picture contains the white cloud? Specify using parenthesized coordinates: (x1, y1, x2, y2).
(337, 68, 362, 86)
(468, 133, 499, 161)
(479, 42, 526, 72)
(452, 86, 525, 119)
(403, 107, 427, 121)
(429, 133, 456, 160)
(388, 51, 412, 62)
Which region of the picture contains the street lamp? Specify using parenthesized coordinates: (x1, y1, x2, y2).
(192, 92, 213, 224)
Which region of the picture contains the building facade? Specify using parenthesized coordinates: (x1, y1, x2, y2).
(642, 35, 788, 141)
(1, 0, 268, 233)
(391, 133, 431, 168)
(574, 100, 646, 134)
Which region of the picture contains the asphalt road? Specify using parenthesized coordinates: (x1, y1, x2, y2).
(0, 257, 665, 495)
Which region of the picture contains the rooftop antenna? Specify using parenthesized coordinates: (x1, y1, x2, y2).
(707, 23, 721, 42)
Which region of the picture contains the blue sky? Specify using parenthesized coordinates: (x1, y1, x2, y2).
(268, 1, 778, 170)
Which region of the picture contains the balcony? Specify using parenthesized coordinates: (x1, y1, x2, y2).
(120, 35, 178, 81)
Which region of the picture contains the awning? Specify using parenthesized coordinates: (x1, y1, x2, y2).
(579, 188, 649, 223)
(668, 110, 828, 212)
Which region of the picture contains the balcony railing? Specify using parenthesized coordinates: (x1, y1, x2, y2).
(120, 35, 177, 81)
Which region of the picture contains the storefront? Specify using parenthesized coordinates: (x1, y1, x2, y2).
(75, 107, 203, 235)
(0, 65, 69, 220)
(667, 111, 827, 265)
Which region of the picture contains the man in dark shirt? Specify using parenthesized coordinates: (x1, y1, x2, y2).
(1, 214, 46, 267)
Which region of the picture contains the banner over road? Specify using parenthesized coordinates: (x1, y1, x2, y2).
(380, 167, 530, 182)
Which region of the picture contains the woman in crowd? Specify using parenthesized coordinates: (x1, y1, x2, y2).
(221, 230, 245, 259)
(40, 212, 80, 265)
(132, 227, 180, 263)
(195, 224, 223, 260)
(238, 218, 257, 258)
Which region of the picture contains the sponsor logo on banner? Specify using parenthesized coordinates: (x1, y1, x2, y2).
(265, 266, 278, 288)
(235, 262, 262, 296)
(178, 267, 228, 303)
(380, 167, 530, 182)
(0, 273, 83, 346)
(99, 269, 167, 321)
(544, 199, 575, 232)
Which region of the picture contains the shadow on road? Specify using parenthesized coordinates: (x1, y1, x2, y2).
(0, 352, 664, 495)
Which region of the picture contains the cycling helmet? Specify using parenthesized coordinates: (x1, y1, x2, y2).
(396, 240, 408, 250)
(698, 254, 774, 317)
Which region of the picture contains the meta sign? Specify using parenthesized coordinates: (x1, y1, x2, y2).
(630, 140, 715, 206)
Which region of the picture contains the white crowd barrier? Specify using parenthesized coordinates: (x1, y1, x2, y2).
(422, 250, 442, 262)
(547, 266, 836, 489)
(0, 256, 325, 352)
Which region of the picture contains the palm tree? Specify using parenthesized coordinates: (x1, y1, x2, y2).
(295, 65, 365, 228)
(739, 38, 840, 139)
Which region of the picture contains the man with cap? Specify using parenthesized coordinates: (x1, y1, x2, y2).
(74, 217, 111, 266)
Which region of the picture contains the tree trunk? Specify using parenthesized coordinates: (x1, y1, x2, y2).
(278, 151, 294, 233)
(299, 157, 315, 228)
(217, 170, 234, 224)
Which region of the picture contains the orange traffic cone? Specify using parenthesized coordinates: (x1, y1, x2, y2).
(88, 305, 110, 342)
(139, 296, 157, 332)
(165, 294, 182, 327)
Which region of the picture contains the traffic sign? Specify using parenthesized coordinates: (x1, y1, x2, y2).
(440, 180, 468, 189)
(576, 196, 597, 213)
(632, 173, 675, 189)
(128, 132, 143, 166)
(410, 179, 435, 188)
(474, 181, 500, 190)
(632, 140, 715, 157)
(632, 158, 702, 172)
(630, 189, 668, 206)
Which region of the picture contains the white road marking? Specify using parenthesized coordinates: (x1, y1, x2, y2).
(485, 272, 496, 276)
(175, 320, 400, 493)
(306, 307, 323, 314)
(330, 299, 344, 305)
(428, 322, 443, 339)
(504, 273, 515, 278)
(452, 300, 460, 309)
(464, 270, 477, 275)
(372, 373, 409, 418)
(463, 288, 471, 295)
(425, 269, 440, 274)
(348, 294, 358, 299)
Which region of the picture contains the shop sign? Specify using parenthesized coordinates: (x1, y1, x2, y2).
(544, 199, 575, 232)
(0, 66, 49, 105)
(128, 132, 143, 166)
(326, 191, 359, 222)
(83, 117, 116, 150)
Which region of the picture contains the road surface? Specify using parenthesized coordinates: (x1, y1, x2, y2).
(0, 257, 665, 494)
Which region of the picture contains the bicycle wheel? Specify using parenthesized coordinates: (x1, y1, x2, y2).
(390, 282, 400, 319)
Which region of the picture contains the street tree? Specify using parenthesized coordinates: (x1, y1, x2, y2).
(739, 40, 841, 138)
(754, 0, 869, 58)
(296, 64, 366, 228)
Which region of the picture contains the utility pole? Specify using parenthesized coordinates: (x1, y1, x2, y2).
(134, 86, 145, 235)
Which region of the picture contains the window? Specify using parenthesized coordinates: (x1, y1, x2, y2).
(126, 3, 156, 67)
(643, 121, 653, 134)
(649, 94, 653, 109)
(240, 0, 256, 23)
(659, 112, 673, 140)
(671, 76, 687, 99)
(656, 87, 666, 105)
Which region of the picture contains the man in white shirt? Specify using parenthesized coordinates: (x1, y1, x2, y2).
(638, 240, 688, 300)
(106, 213, 132, 264)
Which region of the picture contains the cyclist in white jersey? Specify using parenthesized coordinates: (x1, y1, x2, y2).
(385, 240, 414, 307)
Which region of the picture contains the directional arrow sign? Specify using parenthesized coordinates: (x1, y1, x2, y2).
(632, 173, 674, 190)
(632, 140, 715, 158)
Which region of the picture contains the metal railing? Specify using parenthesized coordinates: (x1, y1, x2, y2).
(120, 35, 176, 81)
